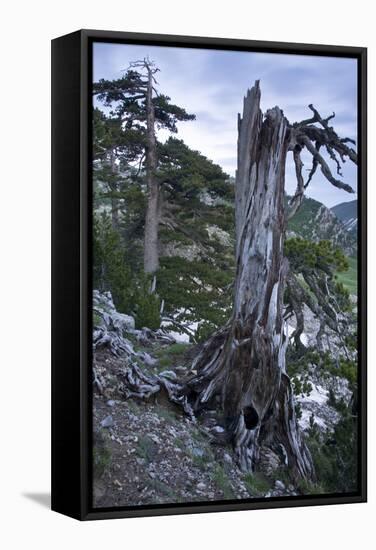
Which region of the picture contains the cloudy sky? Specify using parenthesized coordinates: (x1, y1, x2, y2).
(93, 42, 358, 208)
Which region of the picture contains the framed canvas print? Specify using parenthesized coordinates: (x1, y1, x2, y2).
(51, 29, 367, 520)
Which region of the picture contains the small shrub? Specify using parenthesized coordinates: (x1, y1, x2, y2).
(136, 435, 158, 463)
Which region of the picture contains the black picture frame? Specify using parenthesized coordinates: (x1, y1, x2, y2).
(51, 29, 367, 521)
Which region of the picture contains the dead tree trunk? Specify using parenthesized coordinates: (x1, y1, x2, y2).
(186, 82, 313, 478)
(143, 65, 160, 275)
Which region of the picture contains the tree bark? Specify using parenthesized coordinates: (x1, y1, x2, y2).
(109, 149, 119, 230)
(143, 65, 160, 274)
(186, 82, 313, 479)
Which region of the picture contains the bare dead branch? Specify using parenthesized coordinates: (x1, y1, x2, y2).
(325, 145, 343, 176)
(293, 104, 357, 194)
(288, 149, 305, 220)
(302, 136, 355, 193)
(305, 142, 321, 188)
(341, 137, 356, 145)
(308, 104, 335, 130)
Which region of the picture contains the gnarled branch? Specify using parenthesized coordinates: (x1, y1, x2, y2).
(289, 105, 357, 214)
(288, 148, 305, 220)
(301, 135, 355, 193)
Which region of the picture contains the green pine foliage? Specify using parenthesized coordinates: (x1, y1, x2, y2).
(158, 256, 233, 342)
(285, 237, 349, 274)
(285, 237, 352, 314)
(158, 137, 234, 202)
(153, 138, 235, 339)
(133, 275, 161, 330)
(287, 343, 358, 493)
(93, 72, 195, 137)
(93, 213, 134, 313)
(305, 408, 358, 494)
(287, 347, 357, 392)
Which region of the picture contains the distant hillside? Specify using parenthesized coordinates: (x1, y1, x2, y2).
(287, 196, 357, 256)
(331, 199, 357, 235)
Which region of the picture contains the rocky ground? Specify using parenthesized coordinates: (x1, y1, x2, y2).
(92, 291, 352, 508)
(93, 346, 301, 508)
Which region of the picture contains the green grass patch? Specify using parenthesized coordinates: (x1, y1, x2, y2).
(93, 312, 102, 326)
(126, 398, 140, 414)
(191, 428, 207, 444)
(243, 472, 272, 496)
(174, 437, 186, 450)
(192, 454, 209, 471)
(124, 332, 142, 351)
(191, 449, 215, 470)
(213, 465, 235, 499)
(336, 256, 357, 295)
(154, 404, 178, 423)
(147, 478, 176, 500)
(93, 437, 111, 479)
(296, 478, 326, 495)
(190, 442, 214, 469)
(167, 342, 191, 355)
(154, 342, 190, 370)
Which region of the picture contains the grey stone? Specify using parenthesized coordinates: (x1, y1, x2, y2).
(211, 425, 225, 433)
(191, 446, 205, 458)
(101, 415, 114, 428)
(274, 480, 285, 490)
(141, 352, 157, 366)
(149, 433, 161, 445)
(223, 453, 233, 464)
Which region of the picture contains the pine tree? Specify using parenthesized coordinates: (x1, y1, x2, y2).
(94, 61, 195, 274)
(156, 138, 235, 340)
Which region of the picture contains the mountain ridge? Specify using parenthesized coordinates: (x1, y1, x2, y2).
(331, 199, 357, 235)
(287, 196, 357, 256)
